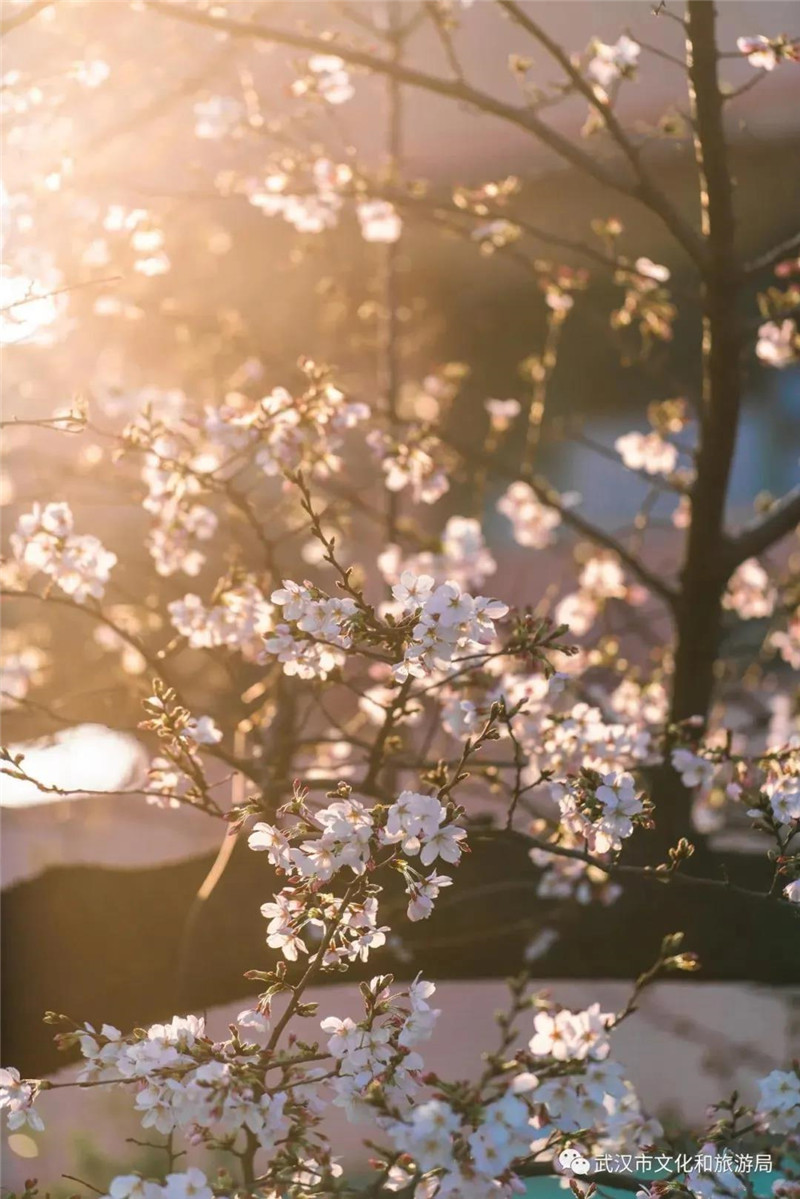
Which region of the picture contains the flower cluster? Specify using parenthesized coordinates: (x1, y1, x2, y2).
(246, 157, 400, 247)
(384, 791, 466, 865)
(321, 976, 438, 1121)
(615, 430, 678, 477)
(756, 1068, 800, 1134)
(378, 1000, 658, 1197)
(530, 838, 623, 907)
(250, 785, 467, 952)
(247, 163, 346, 234)
(771, 612, 800, 669)
(385, 1090, 534, 1196)
(168, 579, 274, 661)
(671, 747, 717, 791)
(495, 677, 655, 783)
(70, 1014, 299, 1151)
(205, 374, 370, 479)
(537, 1058, 661, 1151)
(380, 517, 497, 592)
(612, 259, 675, 346)
(555, 553, 633, 638)
(292, 55, 354, 105)
(529, 1002, 612, 1062)
(357, 199, 402, 244)
(737, 35, 800, 71)
(102, 1169, 214, 1199)
(392, 575, 509, 681)
(497, 481, 561, 549)
(137, 433, 218, 577)
(759, 769, 800, 825)
(0, 644, 48, 708)
(265, 581, 359, 680)
(98, 203, 170, 277)
(586, 35, 641, 90)
(554, 769, 647, 854)
(368, 427, 450, 505)
(0, 1065, 44, 1131)
(722, 558, 777, 620)
(756, 318, 799, 367)
(10, 502, 117, 602)
(193, 94, 242, 139)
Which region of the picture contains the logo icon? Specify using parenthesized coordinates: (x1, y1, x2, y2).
(557, 1147, 592, 1176)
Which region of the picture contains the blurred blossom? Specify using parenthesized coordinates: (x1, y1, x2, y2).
(586, 35, 641, 89)
(737, 34, 800, 70)
(498, 481, 560, 549)
(756, 319, 798, 367)
(193, 95, 242, 139)
(357, 200, 402, 244)
(72, 59, 110, 88)
(722, 558, 777, 620)
(0, 647, 49, 709)
(615, 430, 678, 476)
(292, 55, 354, 105)
(485, 398, 521, 432)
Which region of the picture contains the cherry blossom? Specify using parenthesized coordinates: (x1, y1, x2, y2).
(369, 428, 450, 505)
(672, 747, 716, 790)
(555, 770, 645, 854)
(0, 645, 48, 707)
(304, 55, 354, 105)
(529, 1003, 611, 1062)
(761, 770, 800, 824)
(10, 502, 117, 601)
(737, 35, 800, 71)
(686, 1144, 747, 1199)
(193, 95, 241, 140)
(102, 1176, 162, 1199)
(1, 7, 798, 1195)
(390, 577, 508, 681)
(771, 613, 800, 669)
(615, 430, 678, 476)
(587, 35, 641, 89)
(485, 397, 521, 432)
(756, 318, 799, 367)
(722, 558, 777, 620)
(183, 715, 222, 746)
(497, 481, 561, 548)
(0, 1065, 44, 1131)
(357, 199, 402, 244)
(168, 580, 273, 661)
(756, 1068, 800, 1134)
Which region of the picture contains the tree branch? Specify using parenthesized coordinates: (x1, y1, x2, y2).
(667, 1, 743, 736)
(0, 0, 54, 37)
(724, 486, 800, 569)
(516, 1161, 655, 1193)
(496, 0, 703, 264)
(0, 586, 256, 782)
(142, 0, 704, 260)
(524, 474, 679, 608)
(743, 229, 800, 277)
(512, 830, 781, 909)
(444, 435, 679, 607)
(375, 180, 668, 282)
